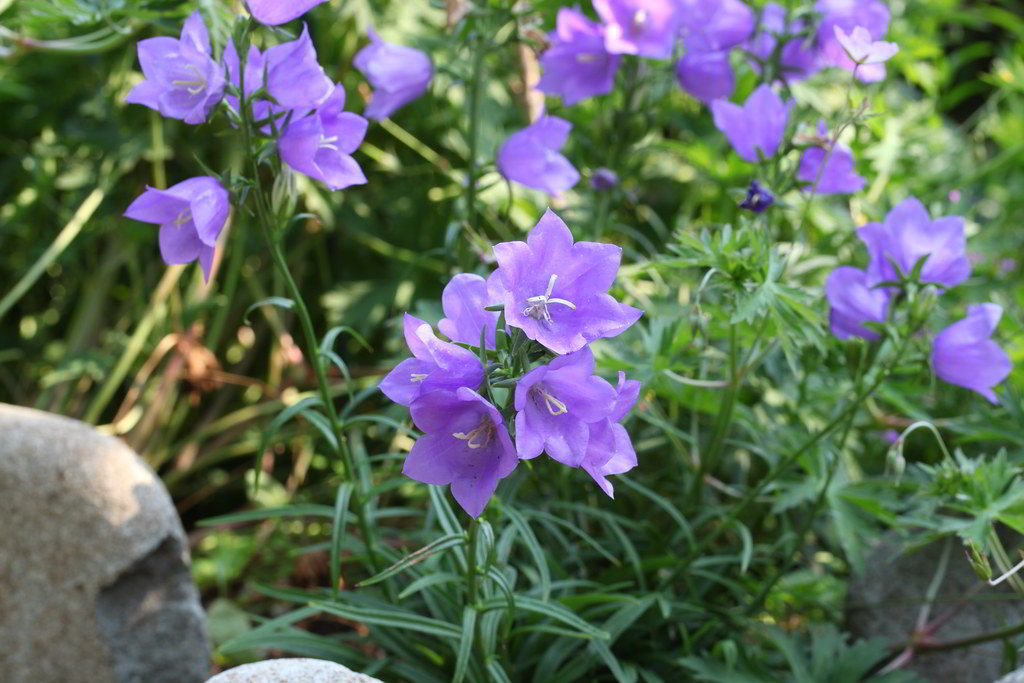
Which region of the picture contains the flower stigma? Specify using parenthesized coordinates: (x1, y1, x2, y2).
(532, 384, 568, 416)
(523, 274, 576, 323)
(633, 9, 648, 32)
(409, 373, 428, 382)
(453, 418, 495, 449)
(172, 64, 208, 95)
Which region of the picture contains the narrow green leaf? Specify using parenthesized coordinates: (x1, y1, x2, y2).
(453, 607, 477, 683)
(505, 506, 551, 600)
(330, 482, 354, 599)
(486, 658, 514, 683)
(199, 504, 334, 526)
(243, 296, 295, 324)
(398, 572, 462, 600)
(357, 533, 467, 587)
(312, 600, 461, 640)
(480, 595, 608, 639)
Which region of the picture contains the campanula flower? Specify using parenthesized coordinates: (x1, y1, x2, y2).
(497, 117, 580, 196)
(537, 8, 621, 106)
(797, 121, 866, 195)
(746, 2, 819, 81)
(932, 304, 1012, 403)
(678, 0, 754, 52)
(278, 85, 368, 190)
(353, 29, 433, 120)
(676, 51, 734, 103)
(514, 347, 617, 466)
(591, 168, 620, 191)
(123, 176, 230, 281)
(816, 0, 891, 82)
(246, 0, 327, 25)
(488, 210, 643, 355)
(834, 25, 899, 65)
(379, 314, 484, 407)
(858, 198, 970, 288)
(711, 84, 791, 162)
(581, 372, 641, 497)
(593, 0, 682, 59)
(124, 11, 224, 124)
(739, 180, 774, 213)
(405, 388, 518, 517)
(438, 274, 501, 349)
(826, 266, 889, 340)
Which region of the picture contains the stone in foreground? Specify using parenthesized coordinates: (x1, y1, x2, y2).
(207, 658, 384, 682)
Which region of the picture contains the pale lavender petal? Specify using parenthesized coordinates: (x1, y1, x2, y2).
(676, 51, 734, 103)
(932, 303, 1011, 403)
(439, 273, 500, 348)
(265, 26, 333, 109)
(826, 266, 889, 340)
(246, 0, 328, 25)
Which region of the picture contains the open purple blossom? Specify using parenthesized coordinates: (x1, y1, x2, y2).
(582, 372, 641, 498)
(379, 314, 484, 407)
(405, 388, 517, 517)
(438, 273, 501, 349)
(537, 8, 620, 106)
(746, 2, 819, 81)
(514, 347, 617, 466)
(246, 0, 327, 25)
(797, 121, 866, 195)
(711, 84, 791, 162)
(278, 85, 368, 190)
(817, 0, 891, 82)
(932, 304, 1012, 404)
(826, 266, 889, 340)
(497, 117, 580, 196)
(124, 176, 230, 282)
(124, 11, 224, 125)
(858, 198, 970, 288)
(834, 25, 899, 65)
(353, 29, 433, 120)
(676, 51, 734, 103)
(593, 0, 682, 59)
(678, 0, 754, 52)
(488, 210, 643, 355)
(739, 180, 774, 213)
(591, 168, 620, 191)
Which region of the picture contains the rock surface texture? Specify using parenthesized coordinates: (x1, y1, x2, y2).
(996, 670, 1024, 683)
(847, 534, 1021, 683)
(207, 658, 385, 682)
(0, 403, 210, 683)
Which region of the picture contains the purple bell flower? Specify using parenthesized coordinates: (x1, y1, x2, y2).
(746, 2, 819, 81)
(379, 314, 485, 407)
(676, 51, 735, 103)
(353, 29, 433, 120)
(711, 84, 791, 162)
(405, 388, 518, 517)
(834, 25, 899, 66)
(816, 0, 891, 82)
(514, 347, 618, 466)
(678, 0, 754, 52)
(278, 85, 368, 190)
(739, 180, 774, 213)
(932, 304, 1012, 404)
(593, 0, 682, 59)
(246, 0, 327, 25)
(488, 210, 643, 355)
(858, 198, 970, 288)
(797, 121, 866, 195)
(591, 168, 620, 191)
(497, 116, 580, 196)
(582, 372, 641, 497)
(438, 274, 501, 350)
(537, 8, 621, 106)
(123, 176, 230, 281)
(825, 266, 890, 340)
(124, 11, 224, 125)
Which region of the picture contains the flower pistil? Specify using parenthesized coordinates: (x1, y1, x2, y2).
(523, 274, 576, 323)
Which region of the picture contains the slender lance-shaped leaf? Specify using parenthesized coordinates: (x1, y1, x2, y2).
(453, 607, 477, 683)
(357, 533, 467, 587)
(330, 482, 354, 599)
(312, 601, 461, 640)
(505, 506, 551, 600)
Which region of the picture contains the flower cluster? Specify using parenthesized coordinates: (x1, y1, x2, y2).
(123, 7, 430, 280)
(381, 211, 644, 516)
(826, 198, 1011, 403)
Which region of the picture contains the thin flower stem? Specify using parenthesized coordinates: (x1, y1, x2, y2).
(689, 325, 739, 506)
(462, 32, 486, 269)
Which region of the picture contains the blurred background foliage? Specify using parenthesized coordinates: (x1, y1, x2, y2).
(1, 0, 1024, 680)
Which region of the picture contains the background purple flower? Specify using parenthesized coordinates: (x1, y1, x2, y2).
(678, 0, 754, 52)
(354, 29, 433, 120)
(379, 314, 484, 407)
(817, 0, 891, 82)
(246, 0, 327, 25)
(593, 0, 682, 59)
(514, 347, 617, 466)
(745, 2, 819, 81)
(858, 197, 970, 288)
(123, 176, 230, 281)
(497, 116, 580, 196)
(676, 51, 735, 103)
(124, 11, 224, 125)
(826, 266, 889, 340)
(279, 85, 368, 190)
(582, 372, 641, 497)
(591, 168, 620, 191)
(932, 303, 1011, 403)
(711, 84, 790, 162)
(834, 25, 899, 66)
(263, 26, 334, 110)
(798, 122, 866, 195)
(438, 274, 500, 349)
(405, 388, 518, 517)
(537, 8, 620, 106)
(488, 210, 643, 355)
(739, 180, 774, 212)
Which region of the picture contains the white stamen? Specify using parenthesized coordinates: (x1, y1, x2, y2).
(173, 209, 192, 227)
(453, 420, 495, 449)
(633, 9, 648, 31)
(410, 373, 428, 382)
(534, 385, 568, 416)
(172, 64, 208, 95)
(319, 135, 340, 152)
(523, 274, 576, 323)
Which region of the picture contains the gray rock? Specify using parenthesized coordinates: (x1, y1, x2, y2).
(207, 658, 384, 682)
(846, 533, 1021, 682)
(0, 403, 210, 683)
(996, 670, 1024, 683)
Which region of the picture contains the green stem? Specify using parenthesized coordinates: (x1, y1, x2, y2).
(689, 324, 740, 506)
(462, 33, 486, 269)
